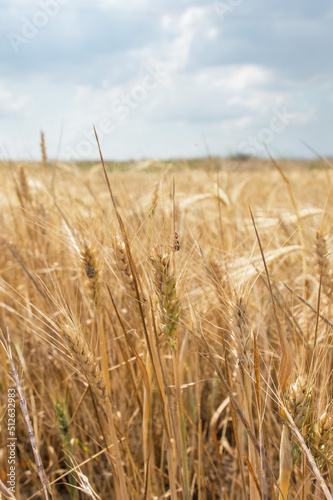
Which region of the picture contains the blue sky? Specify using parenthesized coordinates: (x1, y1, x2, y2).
(1, 0, 333, 161)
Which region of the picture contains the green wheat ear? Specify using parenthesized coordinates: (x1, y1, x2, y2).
(54, 401, 71, 450)
(54, 400, 76, 498)
(149, 247, 180, 350)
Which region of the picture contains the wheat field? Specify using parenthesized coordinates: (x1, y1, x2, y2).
(0, 155, 332, 499)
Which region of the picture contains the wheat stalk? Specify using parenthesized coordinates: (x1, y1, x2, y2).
(5, 341, 51, 500)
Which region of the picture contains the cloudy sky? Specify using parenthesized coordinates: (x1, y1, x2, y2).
(1, 0, 333, 161)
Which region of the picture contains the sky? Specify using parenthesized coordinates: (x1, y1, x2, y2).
(1, 0, 333, 161)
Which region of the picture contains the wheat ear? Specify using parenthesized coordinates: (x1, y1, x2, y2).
(61, 323, 129, 499)
(80, 241, 102, 307)
(114, 235, 146, 315)
(149, 246, 180, 350)
(316, 231, 332, 299)
(40, 131, 48, 168)
(148, 180, 159, 216)
(62, 325, 108, 408)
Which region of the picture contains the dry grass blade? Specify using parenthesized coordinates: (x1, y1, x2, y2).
(196, 318, 283, 494)
(93, 126, 147, 331)
(249, 207, 294, 397)
(300, 139, 333, 186)
(253, 333, 267, 500)
(210, 396, 230, 470)
(243, 454, 262, 499)
(283, 405, 333, 500)
(284, 283, 333, 328)
(0, 479, 17, 499)
(106, 284, 150, 396)
(278, 424, 292, 500)
(3, 338, 51, 500)
(2, 239, 46, 299)
(267, 151, 306, 268)
(253, 333, 261, 417)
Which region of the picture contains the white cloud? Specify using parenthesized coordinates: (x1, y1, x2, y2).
(98, 0, 151, 10)
(161, 14, 172, 30)
(160, 6, 211, 72)
(211, 65, 272, 91)
(207, 27, 218, 39)
(290, 108, 316, 125)
(0, 81, 30, 112)
(179, 6, 206, 29)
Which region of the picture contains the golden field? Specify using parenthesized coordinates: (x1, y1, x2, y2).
(0, 156, 332, 499)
